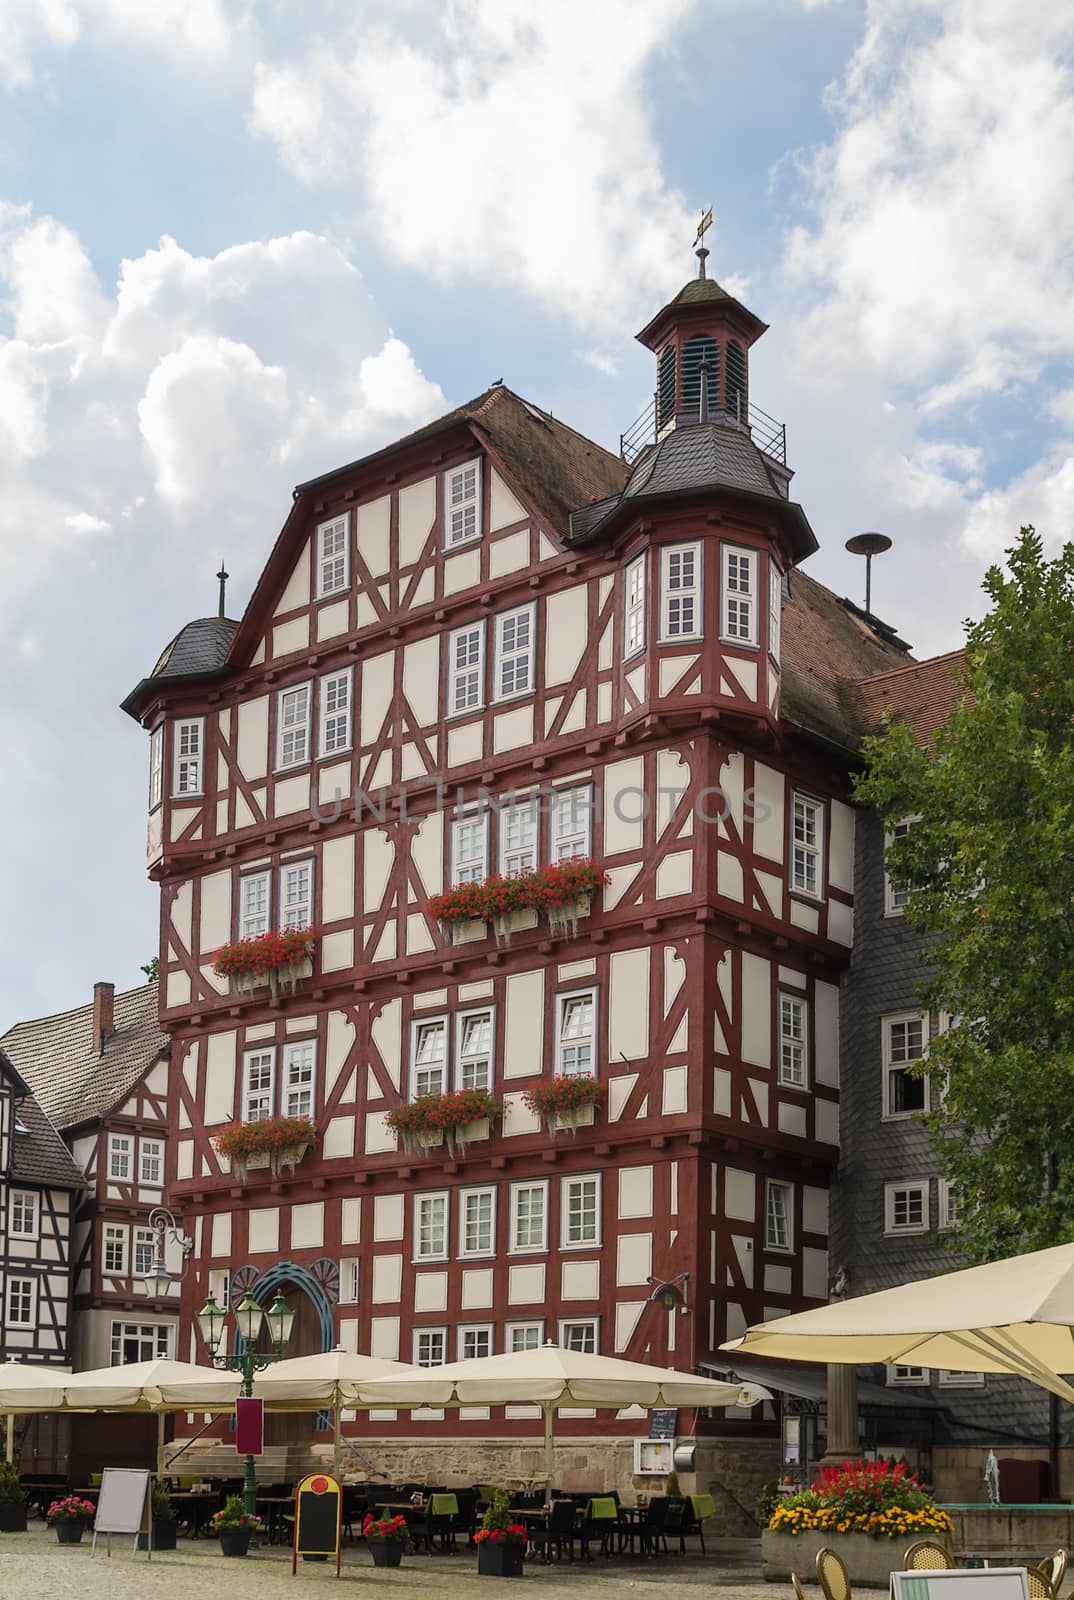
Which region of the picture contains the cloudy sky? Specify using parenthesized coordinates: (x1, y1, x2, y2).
(3, 0, 1074, 1025)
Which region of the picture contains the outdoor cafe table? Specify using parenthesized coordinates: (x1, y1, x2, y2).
(168, 1490, 217, 1538)
(255, 1495, 295, 1545)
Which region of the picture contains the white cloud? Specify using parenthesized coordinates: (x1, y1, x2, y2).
(0, 0, 78, 89)
(962, 453, 1074, 561)
(250, 0, 699, 331)
(0, 0, 235, 83)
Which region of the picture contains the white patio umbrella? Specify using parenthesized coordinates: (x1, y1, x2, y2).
(63, 1358, 245, 1476)
(722, 1240, 1074, 1402)
(252, 1347, 414, 1474)
(0, 1361, 71, 1464)
(355, 1343, 760, 1499)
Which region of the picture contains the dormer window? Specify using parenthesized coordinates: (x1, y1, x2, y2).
(172, 718, 204, 797)
(316, 515, 349, 599)
(721, 548, 758, 646)
(444, 459, 482, 548)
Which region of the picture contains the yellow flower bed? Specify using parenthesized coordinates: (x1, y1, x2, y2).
(769, 1503, 954, 1540)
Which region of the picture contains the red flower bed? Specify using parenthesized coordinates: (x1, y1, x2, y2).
(429, 859, 607, 926)
(213, 1115, 317, 1162)
(523, 1075, 606, 1116)
(213, 927, 316, 979)
(386, 1088, 501, 1138)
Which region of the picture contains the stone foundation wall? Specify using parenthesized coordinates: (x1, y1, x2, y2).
(691, 1437, 779, 1537)
(932, 1447, 1061, 1504)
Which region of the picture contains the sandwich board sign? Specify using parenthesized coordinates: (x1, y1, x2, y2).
(892, 1571, 1030, 1600)
(91, 1468, 153, 1559)
(292, 1472, 342, 1577)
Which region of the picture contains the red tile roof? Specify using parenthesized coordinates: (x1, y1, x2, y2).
(851, 648, 969, 744)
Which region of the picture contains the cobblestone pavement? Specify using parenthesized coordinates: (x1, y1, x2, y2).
(0, 1527, 772, 1600)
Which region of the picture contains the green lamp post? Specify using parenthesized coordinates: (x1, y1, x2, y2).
(197, 1289, 295, 1518)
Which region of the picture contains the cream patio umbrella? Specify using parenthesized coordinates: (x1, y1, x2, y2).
(63, 1358, 245, 1476)
(0, 1361, 71, 1463)
(252, 1346, 414, 1474)
(722, 1240, 1074, 1401)
(355, 1343, 761, 1500)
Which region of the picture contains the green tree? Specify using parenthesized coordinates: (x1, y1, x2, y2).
(141, 956, 159, 982)
(855, 528, 1074, 1262)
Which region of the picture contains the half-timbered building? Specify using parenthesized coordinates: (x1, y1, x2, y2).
(122, 253, 920, 1513)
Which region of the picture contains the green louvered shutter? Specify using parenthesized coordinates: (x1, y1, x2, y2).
(657, 345, 676, 427)
(680, 335, 719, 418)
(726, 339, 747, 420)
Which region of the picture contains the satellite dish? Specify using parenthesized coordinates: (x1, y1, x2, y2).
(845, 531, 893, 614)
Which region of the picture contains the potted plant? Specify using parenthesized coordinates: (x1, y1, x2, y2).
(474, 1488, 527, 1577)
(0, 1462, 27, 1532)
(213, 1115, 317, 1182)
(363, 1510, 411, 1567)
(46, 1494, 96, 1544)
(210, 1495, 264, 1557)
(212, 926, 317, 996)
(523, 1074, 606, 1136)
(664, 1469, 681, 1501)
(385, 1088, 502, 1157)
(137, 1480, 177, 1551)
(428, 860, 608, 945)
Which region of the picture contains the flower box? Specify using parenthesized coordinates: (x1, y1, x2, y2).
(523, 1075, 606, 1137)
(553, 1103, 595, 1134)
(429, 860, 608, 945)
(762, 1530, 915, 1588)
(213, 929, 317, 995)
(214, 1116, 317, 1182)
(387, 1089, 502, 1156)
(545, 894, 591, 939)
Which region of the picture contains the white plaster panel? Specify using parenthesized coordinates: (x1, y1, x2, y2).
(342, 1198, 362, 1245)
(317, 599, 349, 642)
(607, 1073, 636, 1122)
(603, 757, 645, 854)
(414, 1272, 449, 1312)
(718, 751, 744, 835)
(561, 1259, 599, 1300)
(713, 1068, 732, 1115)
(171, 880, 193, 949)
(273, 773, 310, 817)
(662, 1065, 688, 1115)
(618, 1166, 653, 1219)
(765, 1263, 792, 1295)
(320, 929, 354, 973)
(489, 529, 529, 575)
(725, 654, 757, 699)
(789, 898, 820, 934)
(816, 1100, 840, 1147)
(616, 1232, 652, 1286)
(777, 1101, 807, 1138)
(748, 1077, 770, 1123)
(656, 851, 692, 898)
(322, 1115, 355, 1159)
(459, 980, 494, 1000)
(204, 1032, 236, 1126)
(740, 951, 771, 1067)
(275, 541, 310, 613)
(814, 981, 840, 1087)
(504, 970, 544, 1079)
(803, 1186, 828, 1236)
(272, 615, 310, 658)
(614, 1302, 645, 1353)
(558, 959, 596, 980)
(778, 965, 807, 989)
(803, 1247, 829, 1300)
(360, 651, 394, 746)
(322, 835, 355, 923)
(732, 1235, 754, 1288)
(211, 1213, 232, 1257)
(724, 1168, 756, 1222)
(399, 477, 436, 567)
(370, 997, 402, 1091)
(371, 1254, 403, 1304)
(493, 704, 534, 753)
(369, 1318, 400, 1361)
(365, 1112, 397, 1154)
(443, 546, 481, 596)
(608, 947, 649, 1065)
(374, 1194, 405, 1241)
(461, 1268, 494, 1309)
(447, 720, 483, 767)
(403, 634, 439, 727)
(507, 1263, 545, 1304)
(364, 828, 394, 918)
(489, 469, 526, 531)
(544, 586, 588, 687)
(659, 653, 698, 696)
(325, 1010, 356, 1104)
(755, 869, 783, 919)
(828, 900, 854, 946)
(199, 870, 231, 954)
(249, 1208, 279, 1254)
(291, 1203, 324, 1250)
(175, 1139, 193, 1181)
(502, 1091, 542, 1137)
(411, 811, 444, 901)
(357, 494, 391, 577)
(717, 851, 744, 901)
(828, 800, 855, 893)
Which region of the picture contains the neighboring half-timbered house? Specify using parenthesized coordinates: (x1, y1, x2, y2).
(122, 254, 915, 1511)
(1, 981, 176, 1372)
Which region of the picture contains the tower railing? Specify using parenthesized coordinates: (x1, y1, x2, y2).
(619, 396, 787, 467)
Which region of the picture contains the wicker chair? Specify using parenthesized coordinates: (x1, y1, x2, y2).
(816, 1546, 852, 1600)
(1042, 1551, 1067, 1593)
(792, 1572, 810, 1600)
(904, 1541, 955, 1571)
(1026, 1564, 1057, 1600)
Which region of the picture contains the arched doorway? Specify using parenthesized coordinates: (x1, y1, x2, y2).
(243, 1262, 335, 1446)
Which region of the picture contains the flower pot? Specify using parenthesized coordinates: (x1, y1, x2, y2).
(551, 1103, 596, 1135)
(449, 1117, 490, 1155)
(0, 1501, 27, 1532)
(54, 1519, 85, 1544)
(219, 1528, 252, 1557)
(138, 1520, 177, 1551)
(416, 1127, 445, 1150)
(246, 1150, 273, 1173)
(439, 916, 486, 947)
(271, 1142, 311, 1178)
(761, 1530, 937, 1588)
(478, 1540, 525, 1577)
(370, 1540, 405, 1567)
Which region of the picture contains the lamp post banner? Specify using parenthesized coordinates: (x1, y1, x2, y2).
(235, 1396, 264, 1456)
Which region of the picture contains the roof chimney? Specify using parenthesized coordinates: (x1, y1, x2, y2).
(93, 982, 115, 1056)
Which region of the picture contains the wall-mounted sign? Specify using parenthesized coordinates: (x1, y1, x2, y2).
(649, 1408, 678, 1440)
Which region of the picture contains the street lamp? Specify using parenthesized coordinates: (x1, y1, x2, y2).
(141, 1206, 194, 1299)
(197, 1288, 294, 1517)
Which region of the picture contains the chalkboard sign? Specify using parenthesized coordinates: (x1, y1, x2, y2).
(649, 1408, 678, 1440)
(91, 1468, 151, 1559)
(292, 1472, 342, 1577)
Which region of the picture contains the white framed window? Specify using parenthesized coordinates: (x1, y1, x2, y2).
(791, 793, 824, 898)
(509, 1180, 548, 1254)
(316, 514, 350, 599)
(553, 785, 592, 860)
(722, 546, 758, 645)
(459, 1186, 496, 1258)
(108, 1133, 133, 1181)
(561, 1173, 601, 1249)
(778, 993, 808, 1089)
(239, 870, 271, 939)
(444, 458, 482, 548)
(624, 553, 646, 658)
(507, 1320, 544, 1352)
(555, 988, 597, 1076)
(172, 717, 204, 796)
(9, 1190, 37, 1240)
(110, 1321, 172, 1366)
(411, 1018, 448, 1099)
(888, 1364, 928, 1386)
(447, 623, 485, 716)
(559, 1317, 597, 1354)
(339, 1257, 359, 1305)
(139, 1138, 164, 1186)
(283, 1039, 316, 1119)
(148, 725, 164, 811)
(499, 798, 538, 876)
(414, 1326, 447, 1367)
(133, 1228, 156, 1278)
(276, 684, 312, 770)
(104, 1224, 129, 1275)
(456, 1008, 493, 1091)
(208, 1268, 230, 1310)
(458, 1323, 494, 1361)
(883, 1012, 929, 1119)
(6, 1277, 35, 1328)
(939, 1179, 959, 1230)
(768, 559, 783, 663)
(414, 1191, 449, 1261)
(242, 1047, 276, 1123)
(493, 604, 535, 702)
(451, 812, 488, 885)
(884, 1180, 929, 1235)
(660, 542, 702, 642)
(939, 1370, 985, 1388)
(280, 858, 314, 928)
(764, 1179, 793, 1252)
(884, 816, 915, 916)
(319, 668, 353, 756)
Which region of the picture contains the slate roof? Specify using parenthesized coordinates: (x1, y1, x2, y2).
(0, 982, 167, 1132)
(851, 649, 969, 744)
(152, 616, 238, 681)
(0, 1049, 84, 1190)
